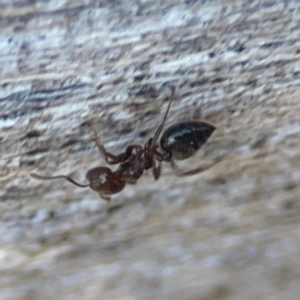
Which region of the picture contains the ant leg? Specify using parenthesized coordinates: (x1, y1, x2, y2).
(170, 158, 222, 177)
(152, 159, 161, 180)
(92, 129, 141, 164)
(92, 128, 123, 163)
(153, 148, 171, 162)
(150, 87, 175, 147)
(99, 193, 111, 201)
(30, 173, 89, 187)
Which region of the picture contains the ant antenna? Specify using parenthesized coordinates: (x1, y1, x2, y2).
(151, 87, 175, 147)
(30, 173, 89, 188)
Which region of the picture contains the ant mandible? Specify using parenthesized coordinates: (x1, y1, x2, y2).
(31, 87, 219, 200)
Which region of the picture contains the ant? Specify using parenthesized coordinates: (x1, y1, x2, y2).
(31, 87, 220, 201)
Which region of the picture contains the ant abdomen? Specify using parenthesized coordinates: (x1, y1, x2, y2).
(160, 121, 216, 160)
(86, 167, 126, 197)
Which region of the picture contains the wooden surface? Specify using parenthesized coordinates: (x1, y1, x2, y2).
(1, 0, 300, 299)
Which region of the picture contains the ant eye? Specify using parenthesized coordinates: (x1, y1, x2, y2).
(98, 173, 108, 183)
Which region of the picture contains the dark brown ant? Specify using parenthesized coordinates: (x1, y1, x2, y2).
(30, 87, 220, 200)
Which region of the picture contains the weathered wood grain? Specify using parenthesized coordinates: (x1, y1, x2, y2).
(1, 0, 300, 299)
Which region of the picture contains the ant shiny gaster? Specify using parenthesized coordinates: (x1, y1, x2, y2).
(31, 88, 219, 200)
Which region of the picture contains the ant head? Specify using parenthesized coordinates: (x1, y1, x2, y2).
(85, 167, 126, 195)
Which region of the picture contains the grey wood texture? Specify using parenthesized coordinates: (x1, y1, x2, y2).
(1, 1, 300, 299)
